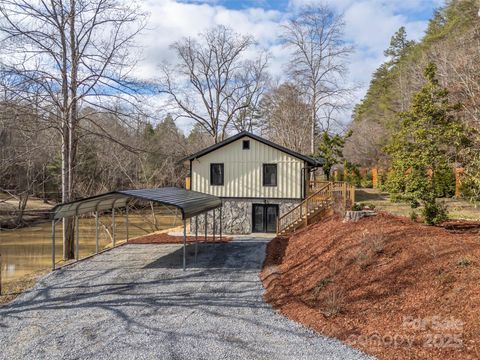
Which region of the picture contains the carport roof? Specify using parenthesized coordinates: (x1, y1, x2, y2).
(50, 187, 222, 220)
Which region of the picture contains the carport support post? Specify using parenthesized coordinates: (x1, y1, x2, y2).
(213, 209, 216, 241)
(125, 205, 129, 242)
(75, 216, 79, 260)
(112, 208, 116, 247)
(204, 212, 207, 242)
(220, 207, 222, 240)
(183, 218, 187, 271)
(95, 211, 99, 254)
(51, 220, 56, 270)
(195, 216, 198, 264)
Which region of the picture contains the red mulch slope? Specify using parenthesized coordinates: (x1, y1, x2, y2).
(128, 233, 232, 244)
(261, 212, 480, 359)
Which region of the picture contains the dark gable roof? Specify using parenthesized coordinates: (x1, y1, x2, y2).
(184, 131, 323, 166)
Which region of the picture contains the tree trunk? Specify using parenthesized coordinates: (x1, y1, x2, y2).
(62, 123, 75, 259)
(60, 2, 76, 260)
(310, 92, 316, 181)
(15, 192, 29, 226)
(310, 91, 316, 155)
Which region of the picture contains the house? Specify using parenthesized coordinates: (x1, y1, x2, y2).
(184, 131, 323, 234)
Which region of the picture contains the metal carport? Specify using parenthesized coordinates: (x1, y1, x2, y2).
(50, 187, 223, 271)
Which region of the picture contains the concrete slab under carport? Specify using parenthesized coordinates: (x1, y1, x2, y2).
(0, 238, 373, 360)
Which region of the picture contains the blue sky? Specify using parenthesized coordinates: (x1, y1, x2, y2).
(177, 0, 438, 19)
(138, 0, 444, 130)
(178, 0, 291, 10)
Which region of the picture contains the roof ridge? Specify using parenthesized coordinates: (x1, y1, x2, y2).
(181, 131, 323, 166)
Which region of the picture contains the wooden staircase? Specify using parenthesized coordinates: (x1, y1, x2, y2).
(276, 181, 355, 236)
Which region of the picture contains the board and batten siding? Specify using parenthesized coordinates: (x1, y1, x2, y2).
(191, 136, 304, 199)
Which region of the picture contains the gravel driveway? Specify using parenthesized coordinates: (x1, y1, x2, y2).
(0, 238, 372, 360)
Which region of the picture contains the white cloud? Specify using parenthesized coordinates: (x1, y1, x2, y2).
(135, 0, 438, 130)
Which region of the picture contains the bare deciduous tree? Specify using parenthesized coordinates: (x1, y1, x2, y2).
(258, 83, 310, 154)
(343, 120, 389, 168)
(159, 25, 269, 143)
(0, 0, 147, 258)
(282, 5, 353, 154)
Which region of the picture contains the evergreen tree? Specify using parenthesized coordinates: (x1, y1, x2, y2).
(316, 131, 351, 180)
(385, 63, 467, 224)
(384, 26, 415, 64)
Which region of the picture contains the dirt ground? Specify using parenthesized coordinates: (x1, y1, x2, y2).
(261, 212, 480, 359)
(128, 232, 232, 244)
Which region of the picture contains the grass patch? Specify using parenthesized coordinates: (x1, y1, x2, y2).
(356, 188, 480, 220)
(0, 270, 47, 306)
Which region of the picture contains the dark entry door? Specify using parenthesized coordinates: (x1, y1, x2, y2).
(252, 204, 278, 233)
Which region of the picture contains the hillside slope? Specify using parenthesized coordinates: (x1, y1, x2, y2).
(261, 213, 480, 359)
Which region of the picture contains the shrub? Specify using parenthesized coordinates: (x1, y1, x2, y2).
(389, 193, 403, 203)
(457, 257, 472, 268)
(422, 199, 449, 225)
(360, 171, 373, 188)
(410, 211, 418, 222)
(352, 203, 363, 211)
(362, 230, 385, 254)
(360, 179, 373, 188)
(312, 278, 333, 297)
(323, 288, 345, 316)
(355, 230, 384, 269)
(410, 198, 420, 208)
(362, 202, 376, 210)
(354, 248, 370, 269)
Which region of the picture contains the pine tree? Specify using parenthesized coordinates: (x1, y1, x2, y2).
(385, 63, 467, 224)
(384, 26, 415, 64)
(316, 131, 351, 180)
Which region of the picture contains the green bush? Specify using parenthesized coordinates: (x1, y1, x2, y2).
(389, 193, 403, 203)
(360, 179, 373, 188)
(410, 211, 418, 222)
(344, 161, 362, 187)
(421, 200, 449, 225)
(433, 166, 456, 198)
(364, 203, 376, 210)
(410, 198, 420, 208)
(352, 203, 363, 211)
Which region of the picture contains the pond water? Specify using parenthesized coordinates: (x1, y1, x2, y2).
(0, 211, 181, 285)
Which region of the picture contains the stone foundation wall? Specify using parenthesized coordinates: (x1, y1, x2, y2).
(190, 198, 301, 235)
